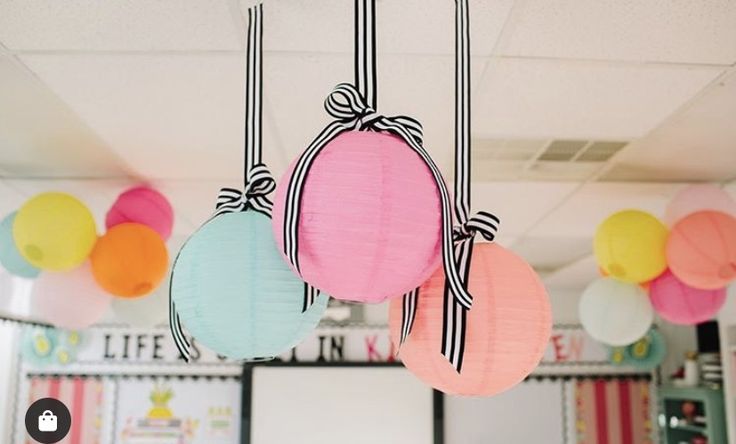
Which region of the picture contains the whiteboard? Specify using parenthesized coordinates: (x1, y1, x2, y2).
(445, 381, 566, 444)
(251, 367, 434, 444)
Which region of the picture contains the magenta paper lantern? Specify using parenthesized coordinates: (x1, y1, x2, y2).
(650, 269, 726, 325)
(272, 131, 442, 304)
(32, 262, 112, 330)
(106, 186, 174, 240)
(388, 243, 551, 396)
(666, 211, 736, 289)
(665, 184, 736, 226)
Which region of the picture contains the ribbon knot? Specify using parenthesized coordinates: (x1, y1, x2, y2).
(215, 164, 275, 217)
(322, 83, 425, 144)
(452, 211, 500, 243)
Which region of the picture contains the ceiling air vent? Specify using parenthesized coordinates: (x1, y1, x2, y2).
(537, 139, 628, 163)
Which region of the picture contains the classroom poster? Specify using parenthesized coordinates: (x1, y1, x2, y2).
(114, 378, 241, 444)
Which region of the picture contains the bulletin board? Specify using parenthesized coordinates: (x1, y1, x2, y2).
(248, 364, 436, 444)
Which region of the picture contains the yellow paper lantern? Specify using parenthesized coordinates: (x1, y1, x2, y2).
(594, 210, 667, 283)
(13, 192, 97, 271)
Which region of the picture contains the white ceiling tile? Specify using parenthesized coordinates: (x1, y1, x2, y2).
(0, 1, 242, 51)
(497, 0, 736, 65)
(0, 55, 128, 178)
(19, 53, 251, 181)
(470, 181, 578, 237)
(251, 0, 513, 55)
(511, 236, 591, 271)
(473, 59, 722, 139)
(528, 182, 680, 238)
(543, 255, 599, 291)
(602, 70, 736, 183)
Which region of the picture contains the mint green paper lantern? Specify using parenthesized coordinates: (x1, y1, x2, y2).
(171, 211, 327, 360)
(0, 212, 40, 278)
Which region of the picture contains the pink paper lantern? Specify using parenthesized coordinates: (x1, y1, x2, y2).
(32, 262, 112, 330)
(650, 270, 726, 325)
(665, 184, 736, 226)
(388, 243, 552, 396)
(666, 211, 736, 290)
(106, 186, 174, 240)
(272, 131, 442, 303)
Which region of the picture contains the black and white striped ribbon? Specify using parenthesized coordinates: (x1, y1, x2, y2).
(399, 0, 501, 373)
(281, 0, 477, 318)
(169, 4, 318, 362)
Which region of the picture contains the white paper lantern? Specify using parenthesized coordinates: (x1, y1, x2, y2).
(579, 277, 653, 346)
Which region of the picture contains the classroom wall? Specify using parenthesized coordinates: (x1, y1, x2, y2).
(0, 323, 19, 442)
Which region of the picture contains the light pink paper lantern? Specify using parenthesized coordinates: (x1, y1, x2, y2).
(106, 186, 174, 240)
(272, 131, 442, 304)
(32, 262, 112, 330)
(388, 243, 552, 396)
(666, 211, 736, 290)
(665, 184, 736, 226)
(650, 269, 726, 325)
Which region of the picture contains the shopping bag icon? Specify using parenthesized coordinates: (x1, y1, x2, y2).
(38, 410, 57, 432)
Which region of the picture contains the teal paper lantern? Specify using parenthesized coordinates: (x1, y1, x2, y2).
(0, 212, 40, 278)
(171, 211, 328, 359)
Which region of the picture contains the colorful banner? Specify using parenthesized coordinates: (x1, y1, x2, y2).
(61, 324, 611, 368)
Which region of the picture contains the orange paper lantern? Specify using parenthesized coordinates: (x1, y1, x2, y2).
(90, 223, 168, 298)
(389, 243, 551, 396)
(666, 211, 736, 290)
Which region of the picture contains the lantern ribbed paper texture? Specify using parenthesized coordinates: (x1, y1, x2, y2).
(650, 270, 725, 325)
(13, 192, 97, 271)
(579, 278, 653, 346)
(273, 131, 442, 304)
(33, 262, 112, 330)
(664, 184, 736, 226)
(666, 211, 736, 290)
(594, 210, 668, 284)
(172, 211, 328, 359)
(388, 243, 551, 396)
(106, 186, 174, 240)
(0, 212, 40, 278)
(91, 223, 169, 298)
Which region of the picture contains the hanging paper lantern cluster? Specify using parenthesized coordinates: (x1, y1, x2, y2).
(583, 185, 736, 345)
(0, 186, 174, 329)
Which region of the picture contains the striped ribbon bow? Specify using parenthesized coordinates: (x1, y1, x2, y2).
(214, 164, 276, 217)
(399, 0, 502, 374)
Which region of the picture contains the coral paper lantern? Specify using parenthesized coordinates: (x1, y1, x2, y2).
(666, 210, 736, 290)
(13, 192, 97, 271)
(594, 210, 668, 283)
(0, 212, 40, 278)
(32, 262, 112, 330)
(272, 131, 442, 303)
(650, 269, 725, 325)
(106, 186, 174, 240)
(579, 278, 653, 346)
(664, 184, 736, 226)
(388, 243, 551, 396)
(90, 223, 168, 298)
(172, 211, 328, 359)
